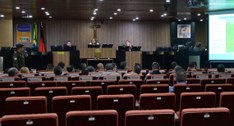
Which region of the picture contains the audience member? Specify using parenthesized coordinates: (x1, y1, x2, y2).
(20, 67, 30, 74)
(124, 64, 142, 76)
(8, 67, 19, 77)
(149, 62, 161, 74)
(54, 66, 63, 76)
(170, 61, 178, 69)
(87, 66, 95, 73)
(67, 65, 75, 72)
(119, 61, 127, 70)
(112, 63, 117, 71)
(187, 62, 197, 72)
(175, 65, 183, 73)
(102, 63, 121, 76)
(169, 69, 187, 92)
(96, 63, 105, 72)
(217, 64, 225, 73)
(58, 62, 65, 69)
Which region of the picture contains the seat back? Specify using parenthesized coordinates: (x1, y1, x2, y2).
(107, 84, 136, 97)
(0, 81, 26, 88)
(66, 110, 118, 126)
(201, 78, 226, 89)
(34, 87, 67, 112)
(205, 84, 233, 106)
(140, 93, 175, 110)
(52, 95, 91, 126)
(27, 81, 57, 94)
(97, 94, 134, 126)
(56, 81, 86, 95)
(71, 86, 102, 110)
(140, 84, 169, 94)
(181, 108, 230, 126)
(90, 80, 116, 93)
(2, 113, 58, 126)
(125, 109, 175, 126)
(220, 92, 234, 125)
(5, 96, 47, 115)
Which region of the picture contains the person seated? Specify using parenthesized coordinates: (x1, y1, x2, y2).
(89, 38, 100, 45)
(217, 64, 225, 73)
(54, 66, 63, 76)
(170, 61, 178, 69)
(102, 63, 121, 76)
(149, 62, 161, 74)
(8, 67, 19, 77)
(58, 62, 65, 69)
(65, 41, 72, 47)
(81, 66, 96, 76)
(20, 67, 30, 74)
(124, 64, 142, 76)
(96, 63, 105, 72)
(169, 69, 187, 92)
(175, 65, 183, 73)
(187, 62, 197, 72)
(119, 61, 128, 70)
(125, 40, 132, 47)
(67, 65, 75, 73)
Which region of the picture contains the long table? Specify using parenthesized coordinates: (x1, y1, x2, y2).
(79, 48, 116, 59)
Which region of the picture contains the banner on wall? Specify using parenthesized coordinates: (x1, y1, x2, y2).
(16, 24, 31, 43)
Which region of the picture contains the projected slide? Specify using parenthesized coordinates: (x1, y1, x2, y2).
(209, 13, 234, 61)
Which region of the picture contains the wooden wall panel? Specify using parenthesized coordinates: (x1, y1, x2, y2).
(44, 20, 171, 51)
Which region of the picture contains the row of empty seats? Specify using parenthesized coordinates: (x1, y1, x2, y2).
(0, 108, 231, 126)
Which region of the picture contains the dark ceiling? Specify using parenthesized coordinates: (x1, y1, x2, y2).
(0, 0, 233, 21)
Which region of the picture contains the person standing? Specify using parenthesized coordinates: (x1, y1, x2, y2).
(13, 44, 26, 70)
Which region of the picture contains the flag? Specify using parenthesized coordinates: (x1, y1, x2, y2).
(32, 23, 38, 47)
(39, 22, 46, 52)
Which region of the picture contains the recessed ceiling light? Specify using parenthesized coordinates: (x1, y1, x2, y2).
(93, 12, 97, 15)
(16, 6, 20, 9)
(41, 7, 45, 10)
(166, 0, 170, 3)
(178, 19, 181, 21)
(114, 12, 118, 15)
(161, 15, 164, 17)
(94, 8, 98, 11)
(163, 13, 167, 16)
(197, 13, 201, 16)
(149, 9, 154, 12)
(45, 11, 50, 15)
(184, 17, 187, 20)
(99, 0, 103, 1)
(28, 15, 33, 18)
(200, 19, 203, 22)
(21, 10, 26, 14)
(135, 17, 139, 20)
(133, 19, 136, 21)
(0, 14, 5, 18)
(117, 8, 121, 12)
(49, 16, 52, 18)
(109, 17, 113, 19)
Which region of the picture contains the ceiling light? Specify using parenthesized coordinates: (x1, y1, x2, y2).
(200, 19, 203, 22)
(178, 19, 181, 21)
(94, 8, 98, 12)
(117, 8, 121, 12)
(197, 13, 201, 16)
(114, 12, 118, 15)
(16, 6, 20, 9)
(21, 10, 26, 14)
(163, 13, 167, 16)
(184, 17, 187, 20)
(166, 0, 170, 3)
(133, 19, 136, 21)
(149, 9, 154, 12)
(135, 17, 139, 20)
(45, 11, 50, 15)
(93, 12, 97, 15)
(41, 7, 45, 10)
(0, 14, 4, 18)
(161, 15, 164, 17)
(99, 0, 104, 1)
(28, 15, 33, 18)
(49, 16, 52, 18)
(109, 17, 113, 19)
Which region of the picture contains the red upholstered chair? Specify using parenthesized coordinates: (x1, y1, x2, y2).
(0, 87, 30, 116)
(0, 81, 26, 88)
(200, 78, 226, 89)
(97, 94, 134, 126)
(2, 113, 58, 126)
(220, 92, 234, 125)
(227, 78, 234, 84)
(5, 96, 47, 115)
(205, 84, 233, 106)
(71, 86, 103, 110)
(52, 95, 91, 126)
(119, 79, 143, 98)
(57, 81, 87, 95)
(145, 79, 171, 85)
(34, 86, 67, 112)
(27, 81, 57, 94)
(174, 84, 202, 110)
(125, 109, 175, 126)
(139, 93, 176, 110)
(66, 110, 118, 126)
(140, 84, 169, 94)
(186, 78, 201, 84)
(107, 84, 136, 97)
(90, 80, 117, 93)
(181, 108, 230, 126)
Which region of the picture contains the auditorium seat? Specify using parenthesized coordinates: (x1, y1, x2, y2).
(1, 113, 58, 126)
(34, 86, 67, 112)
(205, 84, 233, 106)
(0, 87, 31, 116)
(90, 80, 116, 93)
(185, 78, 201, 84)
(118, 79, 143, 98)
(145, 74, 168, 80)
(71, 86, 103, 109)
(56, 81, 87, 95)
(227, 78, 234, 85)
(139, 93, 175, 110)
(0, 81, 26, 88)
(145, 79, 171, 85)
(178, 92, 216, 119)
(180, 108, 230, 126)
(5, 96, 47, 115)
(140, 84, 169, 94)
(220, 92, 234, 124)
(66, 110, 118, 126)
(97, 94, 134, 126)
(52, 95, 91, 126)
(125, 109, 175, 126)
(174, 84, 202, 110)
(200, 78, 226, 89)
(107, 84, 136, 97)
(27, 81, 57, 94)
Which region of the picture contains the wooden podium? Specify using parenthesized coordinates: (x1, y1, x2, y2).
(80, 48, 116, 59)
(52, 51, 70, 67)
(126, 51, 142, 70)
